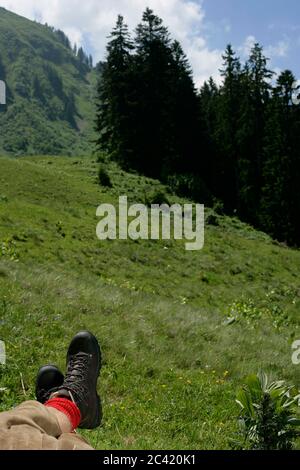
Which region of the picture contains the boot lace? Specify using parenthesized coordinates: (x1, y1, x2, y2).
(63, 352, 90, 403)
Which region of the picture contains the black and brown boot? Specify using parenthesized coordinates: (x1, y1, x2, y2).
(36, 365, 64, 404)
(51, 331, 102, 429)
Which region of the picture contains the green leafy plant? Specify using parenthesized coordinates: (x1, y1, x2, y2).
(0, 238, 19, 261)
(235, 371, 300, 450)
(98, 166, 112, 188)
(56, 221, 66, 238)
(226, 292, 291, 329)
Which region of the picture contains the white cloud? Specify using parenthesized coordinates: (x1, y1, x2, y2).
(273, 67, 282, 78)
(0, 0, 223, 87)
(238, 35, 289, 66)
(265, 40, 289, 58)
(238, 35, 256, 58)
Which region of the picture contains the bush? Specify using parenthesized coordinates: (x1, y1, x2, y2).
(144, 187, 170, 206)
(205, 211, 219, 226)
(167, 173, 211, 204)
(234, 371, 300, 450)
(212, 198, 225, 215)
(98, 166, 112, 188)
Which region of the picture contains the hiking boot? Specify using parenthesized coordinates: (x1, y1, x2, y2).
(51, 331, 102, 429)
(36, 365, 64, 404)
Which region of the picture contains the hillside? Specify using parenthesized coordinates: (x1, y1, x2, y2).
(0, 7, 96, 156)
(0, 154, 299, 449)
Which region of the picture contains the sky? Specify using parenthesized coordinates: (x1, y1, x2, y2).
(0, 0, 300, 87)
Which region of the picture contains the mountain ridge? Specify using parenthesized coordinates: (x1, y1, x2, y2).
(0, 7, 97, 155)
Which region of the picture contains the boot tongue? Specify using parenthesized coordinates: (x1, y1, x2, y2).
(50, 389, 74, 401)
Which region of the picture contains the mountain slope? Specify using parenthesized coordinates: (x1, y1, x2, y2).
(0, 7, 97, 155)
(0, 154, 299, 449)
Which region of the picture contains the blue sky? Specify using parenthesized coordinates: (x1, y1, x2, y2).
(0, 0, 299, 86)
(202, 0, 300, 77)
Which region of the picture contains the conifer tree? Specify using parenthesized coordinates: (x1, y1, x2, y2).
(198, 78, 220, 194)
(94, 14, 300, 246)
(261, 70, 300, 244)
(95, 15, 134, 163)
(133, 8, 173, 176)
(216, 45, 242, 211)
(167, 41, 200, 173)
(235, 44, 273, 223)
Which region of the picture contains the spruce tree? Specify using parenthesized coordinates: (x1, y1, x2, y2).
(235, 44, 273, 223)
(258, 70, 299, 244)
(133, 8, 173, 177)
(95, 15, 134, 163)
(260, 94, 289, 240)
(198, 78, 220, 195)
(167, 41, 200, 174)
(216, 45, 242, 212)
(94, 14, 300, 246)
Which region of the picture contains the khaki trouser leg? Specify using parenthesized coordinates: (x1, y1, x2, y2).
(0, 401, 94, 450)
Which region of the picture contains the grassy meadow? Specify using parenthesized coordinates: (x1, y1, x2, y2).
(0, 154, 299, 449)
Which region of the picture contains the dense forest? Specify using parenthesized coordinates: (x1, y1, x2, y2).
(95, 8, 300, 247)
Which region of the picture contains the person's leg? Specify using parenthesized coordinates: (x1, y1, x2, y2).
(46, 406, 94, 450)
(0, 331, 101, 450)
(0, 400, 93, 450)
(46, 402, 74, 433)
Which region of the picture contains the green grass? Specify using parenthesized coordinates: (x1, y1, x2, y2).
(0, 154, 300, 449)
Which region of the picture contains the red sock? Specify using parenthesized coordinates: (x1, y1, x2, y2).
(45, 397, 81, 430)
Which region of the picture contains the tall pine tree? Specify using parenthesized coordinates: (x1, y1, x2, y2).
(133, 8, 173, 176)
(215, 45, 242, 212)
(95, 15, 134, 164)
